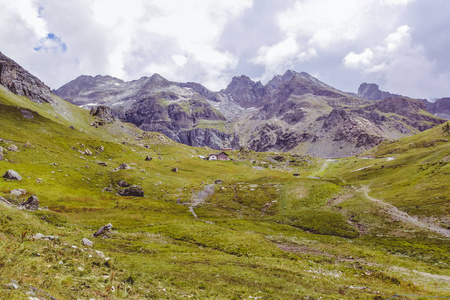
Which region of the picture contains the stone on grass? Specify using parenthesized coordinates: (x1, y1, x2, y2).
(214, 179, 223, 184)
(93, 223, 113, 237)
(118, 185, 144, 197)
(84, 148, 93, 156)
(171, 167, 178, 173)
(20, 195, 39, 210)
(118, 163, 131, 170)
(145, 155, 152, 161)
(82, 238, 93, 247)
(0, 146, 3, 161)
(7, 144, 18, 152)
(97, 161, 107, 166)
(10, 189, 26, 196)
(32, 233, 58, 241)
(3, 169, 22, 180)
(117, 180, 130, 187)
(36, 178, 42, 183)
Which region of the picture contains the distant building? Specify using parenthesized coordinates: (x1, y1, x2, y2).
(221, 148, 233, 152)
(206, 152, 230, 161)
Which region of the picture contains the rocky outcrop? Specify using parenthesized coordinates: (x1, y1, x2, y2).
(178, 128, 240, 149)
(119, 185, 144, 197)
(20, 195, 39, 210)
(357, 83, 401, 100)
(0, 51, 54, 103)
(90, 105, 115, 124)
(3, 169, 22, 180)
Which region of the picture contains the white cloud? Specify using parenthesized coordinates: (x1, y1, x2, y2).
(343, 25, 450, 98)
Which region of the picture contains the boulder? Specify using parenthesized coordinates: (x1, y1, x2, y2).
(171, 167, 178, 173)
(10, 189, 26, 196)
(3, 169, 22, 180)
(7, 144, 18, 152)
(84, 148, 93, 156)
(20, 195, 39, 210)
(93, 223, 113, 237)
(214, 179, 223, 184)
(118, 163, 131, 170)
(117, 180, 130, 187)
(145, 155, 152, 161)
(82, 238, 93, 247)
(118, 185, 144, 197)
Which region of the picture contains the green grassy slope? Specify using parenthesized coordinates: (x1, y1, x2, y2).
(0, 89, 449, 299)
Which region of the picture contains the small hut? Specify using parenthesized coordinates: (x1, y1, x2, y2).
(206, 152, 230, 161)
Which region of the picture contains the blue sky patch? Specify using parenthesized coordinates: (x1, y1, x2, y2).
(34, 33, 67, 53)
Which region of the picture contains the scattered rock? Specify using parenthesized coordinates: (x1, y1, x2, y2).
(145, 155, 152, 161)
(0, 146, 3, 161)
(98, 145, 104, 152)
(117, 180, 130, 187)
(95, 250, 106, 259)
(171, 167, 178, 173)
(84, 148, 93, 156)
(118, 185, 144, 197)
(144, 144, 150, 149)
(32, 233, 58, 241)
(82, 238, 93, 247)
(69, 125, 75, 130)
(36, 178, 42, 183)
(20, 195, 39, 210)
(158, 156, 162, 160)
(10, 188, 26, 196)
(3, 169, 22, 180)
(97, 161, 107, 166)
(3, 282, 19, 290)
(293, 173, 300, 176)
(7, 144, 18, 152)
(118, 163, 131, 170)
(214, 179, 223, 184)
(93, 223, 113, 237)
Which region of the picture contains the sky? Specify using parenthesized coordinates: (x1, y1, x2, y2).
(0, 0, 449, 100)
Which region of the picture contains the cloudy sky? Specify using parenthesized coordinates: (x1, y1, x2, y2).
(1, 0, 449, 99)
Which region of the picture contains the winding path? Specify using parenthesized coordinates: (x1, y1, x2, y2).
(361, 186, 450, 238)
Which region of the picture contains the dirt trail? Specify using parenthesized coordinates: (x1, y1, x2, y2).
(189, 185, 215, 220)
(361, 186, 450, 238)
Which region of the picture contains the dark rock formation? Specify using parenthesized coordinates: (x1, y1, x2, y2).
(118, 185, 144, 197)
(223, 75, 266, 108)
(20, 195, 39, 210)
(0, 51, 54, 103)
(145, 155, 152, 161)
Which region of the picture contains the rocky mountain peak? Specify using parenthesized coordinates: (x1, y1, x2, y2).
(224, 75, 266, 108)
(0, 51, 54, 103)
(357, 82, 401, 100)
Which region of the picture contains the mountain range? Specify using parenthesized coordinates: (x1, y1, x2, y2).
(54, 69, 448, 158)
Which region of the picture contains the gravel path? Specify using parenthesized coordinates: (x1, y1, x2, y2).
(362, 186, 450, 238)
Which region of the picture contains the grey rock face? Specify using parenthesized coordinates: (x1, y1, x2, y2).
(0, 51, 54, 103)
(3, 169, 22, 180)
(10, 189, 26, 196)
(356, 83, 400, 100)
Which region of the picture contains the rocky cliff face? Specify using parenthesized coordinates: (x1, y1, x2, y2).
(55, 69, 446, 157)
(424, 98, 450, 120)
(356, 83, 401, 100)
(0, 51, 54, 103)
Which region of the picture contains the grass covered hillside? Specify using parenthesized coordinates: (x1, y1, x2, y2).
(0, 87, 449, 299)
